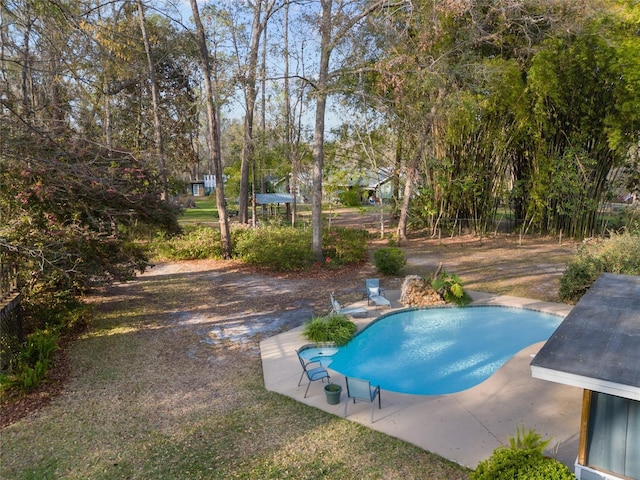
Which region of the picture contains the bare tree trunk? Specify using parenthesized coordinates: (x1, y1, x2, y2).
(189, 0, 232, 258)
(254, 18, 269, 227)
(283, 0, 296, 227)
(310, 0, 395, 258)
(283, 1, 309, 227)
(392, 133, 402, 217)
(292, 81, 307, 226)
(136, 0, 167, 199)
(99, 6, 113, 151)
(239, 5, 261, 223)
(239, 1, 275, 224)
(397, 152, 416, 243)
(397, 133, 427, 243)
(102, 75, 112, 149)
(311, 0, 333, 261)
(20, 8, 34, 119)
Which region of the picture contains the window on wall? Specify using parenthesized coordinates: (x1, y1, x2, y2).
(587, 392, 640, 479)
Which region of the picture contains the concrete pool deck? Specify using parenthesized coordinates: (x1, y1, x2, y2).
(259, 290, 583, 470)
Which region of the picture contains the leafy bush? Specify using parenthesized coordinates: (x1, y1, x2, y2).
(559, 231, 640, 303)
(338, 188, 362, 207)
(150, 224, 369, 271)
(235, 225, 368, 271)
(519, 457, 578, 480)
(302, 313, 358, 346)
(1, 284, 91, 395)
(323, 227, 369, 266)
(19, 329, 59, 369)
(431, 270, 472, 306)
(22, 286, 89, 332)
(472, 426, 575, 480)
(374, 247, 407, 275)
(151, 224, 225, 260)
(472, 449, 575, 480)
(234, 226, 313, 271)
(1, 328, 60, 392)
(508, 424, 550, 451)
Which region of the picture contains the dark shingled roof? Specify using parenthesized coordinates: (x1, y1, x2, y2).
(530, 273, 640, 400)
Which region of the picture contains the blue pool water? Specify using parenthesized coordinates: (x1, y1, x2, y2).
(306, 306, 563, 395)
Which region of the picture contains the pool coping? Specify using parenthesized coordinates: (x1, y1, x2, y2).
(259, 290, 582, 470)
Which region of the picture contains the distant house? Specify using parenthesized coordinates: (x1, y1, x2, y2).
(188, 175, 216, 196)
(271, 173, 310, 204)
(530, 273, 640, 480)
(188, 180, 206, 196)
(358, 167, 396, 202)
(326, 167, 397, 204)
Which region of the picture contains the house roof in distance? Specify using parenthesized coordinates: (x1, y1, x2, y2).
(531, 273, 640, 400)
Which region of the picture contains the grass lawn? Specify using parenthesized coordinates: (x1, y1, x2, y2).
(0, 258, 473, 480)
(179, 196, 219, 225)
(178, 197, 382, 227)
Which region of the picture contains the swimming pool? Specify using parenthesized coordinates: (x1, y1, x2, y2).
(306, 306, 563, 395)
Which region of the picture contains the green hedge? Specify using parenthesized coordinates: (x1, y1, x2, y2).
(322, 227, 369, 266)
(151, 224, 226, 260)
(338, 188, 362, 207)
(234, 226, 314, 271)
(373, 247, 406, 275)
(472, 449, 575, 480)
(151, 224, 370, 272)
(472, 426, 575, 480)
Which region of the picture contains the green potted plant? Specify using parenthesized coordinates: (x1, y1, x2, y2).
(302, 313, 357, 346)
(431, 270, 472, 306)
(324, 382, 342, 405)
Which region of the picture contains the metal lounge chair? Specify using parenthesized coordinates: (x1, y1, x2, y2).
(330, 292, 368, 317)
(365, 279, 390, 308)
(344, 376, 382, 423)
(296, 345, 331, 398)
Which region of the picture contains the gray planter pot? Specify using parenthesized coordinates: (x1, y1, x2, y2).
(324, 384, 342, 405)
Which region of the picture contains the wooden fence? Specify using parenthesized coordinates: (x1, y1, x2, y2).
(1, 259, 19, 302)
(0, 255, 23, 372)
